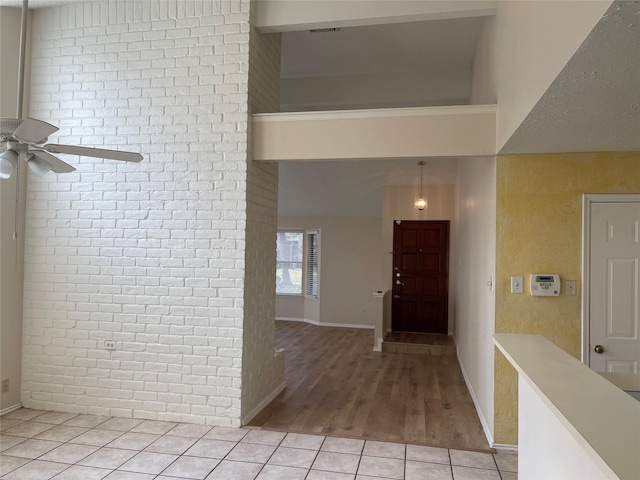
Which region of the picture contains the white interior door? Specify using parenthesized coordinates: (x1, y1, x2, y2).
(587, 197, 640, 373)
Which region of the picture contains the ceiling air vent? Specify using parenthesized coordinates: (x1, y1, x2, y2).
(309, 28, 341, 33)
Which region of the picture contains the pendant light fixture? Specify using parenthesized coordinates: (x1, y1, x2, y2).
(414, 161, 427, 211)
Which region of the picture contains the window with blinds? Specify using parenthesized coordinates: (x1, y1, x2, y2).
(306, 231, 319, 298)
(276, 231, 303, 295)
(276, 229, 319, 297)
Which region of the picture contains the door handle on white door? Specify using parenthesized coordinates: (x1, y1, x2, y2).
(594, 345, 604, 354)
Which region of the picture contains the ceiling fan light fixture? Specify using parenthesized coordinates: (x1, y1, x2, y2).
(27, 154, 52, 177)
(0, 149, 19, 179)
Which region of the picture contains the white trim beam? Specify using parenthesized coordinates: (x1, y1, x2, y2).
(252, 105, 497, 161)
(254, 0, 498, 33)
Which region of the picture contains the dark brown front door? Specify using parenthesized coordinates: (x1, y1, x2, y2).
(391, 220, 449, 334)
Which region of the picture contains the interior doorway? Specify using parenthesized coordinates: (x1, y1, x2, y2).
(391, 220, 449, 334)
(583, 194, 640, 373)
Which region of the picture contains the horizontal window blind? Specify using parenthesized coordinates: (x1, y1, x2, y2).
(306, 231, 319, 298)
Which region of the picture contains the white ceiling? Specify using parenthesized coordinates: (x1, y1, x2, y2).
(277, 157, 459, 218)
(501, 0, 640, 154)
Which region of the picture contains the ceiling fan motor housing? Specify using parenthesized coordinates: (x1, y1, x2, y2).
(0, 118, 23, 144)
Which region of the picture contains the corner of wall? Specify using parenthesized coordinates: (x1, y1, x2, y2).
(469, 15, 497, 105)
(241, 19, 284, 422)
(494, 0, 612, 151)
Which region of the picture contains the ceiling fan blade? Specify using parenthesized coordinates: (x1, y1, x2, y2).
(31, 150, 76, 173)
(44, 144, 143, 163)
(13, 118, 59, 144)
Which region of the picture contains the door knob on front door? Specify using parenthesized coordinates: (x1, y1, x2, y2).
(395, 280, 404, 286)
(594, 345, 604, 354)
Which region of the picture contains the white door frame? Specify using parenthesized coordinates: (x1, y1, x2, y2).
(582, 193, 640, 366)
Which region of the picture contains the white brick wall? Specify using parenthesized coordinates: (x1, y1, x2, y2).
(22, 0, 255, 425)
(241, 24, 283, 421)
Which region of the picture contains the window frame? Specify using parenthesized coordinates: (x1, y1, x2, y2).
(276, 229, 320, 298)
(276, 230, 304, 296)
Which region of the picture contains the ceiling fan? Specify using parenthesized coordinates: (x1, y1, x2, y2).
(0, 0, 143, 181)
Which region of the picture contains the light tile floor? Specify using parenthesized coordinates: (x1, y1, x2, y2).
(0, 409, 517, 480)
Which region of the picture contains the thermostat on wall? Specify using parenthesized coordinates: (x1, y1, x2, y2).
(530, 274, 560, 296)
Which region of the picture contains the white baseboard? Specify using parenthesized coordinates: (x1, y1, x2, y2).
(320, 321, 374, 329)
(276, 317, 374, 330)
(241, 381, 286, 426)
(492, 443, 518, 453)
(457, 351, 496, 449)
(373, 337, 383, 352)
(276, 316, 308, 323)
(0, 403, 22, 416)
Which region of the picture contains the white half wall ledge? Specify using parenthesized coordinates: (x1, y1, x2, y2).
(494, 333, 640, 480)
(252, 105, 497, 161)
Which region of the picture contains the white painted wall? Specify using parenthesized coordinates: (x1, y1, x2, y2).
(469, 15, 497, 105)
(518, 378, 618, 479)
(254, 0, 498, 32)
(21, 0, 255, 425)
(0, 6, 28, 412)
(277, 216, 381, 328)
(242, 22, 285, 424)
(454, 156, 496, 444)
(281, 68, 470, 112)
(276, 295, 318, 324)
(0, 7, 21, 117)
(495, 0, 611, 151)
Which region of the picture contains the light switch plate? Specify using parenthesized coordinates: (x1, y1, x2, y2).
(511, 276, 523, 294)
(566, 280, 576, 296)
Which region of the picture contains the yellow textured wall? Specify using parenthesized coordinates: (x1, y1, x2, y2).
(494, 152, 640, 444)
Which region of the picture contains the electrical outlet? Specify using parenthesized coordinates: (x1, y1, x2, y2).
(105, 341, 116, 351)
(1, 379, 9, 393)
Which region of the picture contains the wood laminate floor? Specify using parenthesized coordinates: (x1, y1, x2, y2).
(248, 321, 491, 452)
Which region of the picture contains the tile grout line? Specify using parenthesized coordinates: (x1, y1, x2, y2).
(2, 410, 517, 480)
(301, 434, 327, 479)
